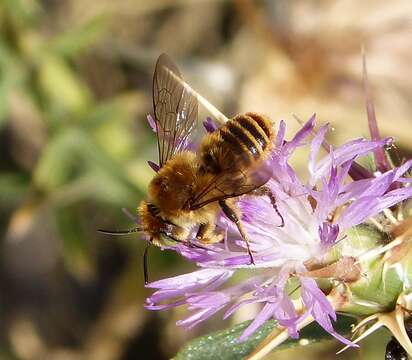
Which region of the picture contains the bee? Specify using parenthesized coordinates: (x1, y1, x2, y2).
(100, 54, 283, 283)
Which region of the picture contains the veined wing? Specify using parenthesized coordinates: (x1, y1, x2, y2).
(187, 162, 273, 210)
(152, 53, 198, 167)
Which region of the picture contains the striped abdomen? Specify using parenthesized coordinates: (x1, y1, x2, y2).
(199, 112, 275, 174)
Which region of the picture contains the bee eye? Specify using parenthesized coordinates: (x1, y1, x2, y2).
(147, 203, 160, 217)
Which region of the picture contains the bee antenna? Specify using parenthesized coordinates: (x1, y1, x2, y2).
(143, 241, 152, 285)
(97, 228, 141, 235)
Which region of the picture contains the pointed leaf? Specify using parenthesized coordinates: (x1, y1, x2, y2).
(174, 316, 355, 360)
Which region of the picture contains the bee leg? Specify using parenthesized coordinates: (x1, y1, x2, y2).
(218, 200, 255, 265)
(196, 223, 224, 244)
(173, 225, 188, 239)
(160, 226, 204, 249)
(251, 186, 284, 227)
(160, 224, 189, 243)
(172, 226, 197, 247)
(143, 241, 152, 285)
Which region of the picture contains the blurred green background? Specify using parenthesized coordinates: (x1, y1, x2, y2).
(1, 0, 411, 359)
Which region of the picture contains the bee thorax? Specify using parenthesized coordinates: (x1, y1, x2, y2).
(148, 151, 198, 214)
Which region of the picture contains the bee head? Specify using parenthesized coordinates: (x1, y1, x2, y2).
(139, 201, 163, 231)
(138, 201, 178, 245)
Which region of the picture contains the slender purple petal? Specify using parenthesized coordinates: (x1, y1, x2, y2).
(276, 120, 286, 149)
(203, 117, 218, 133)
(148, 160, 160, 172)
(300, 277, 357, 347)
(319, 223, 339, 247)
(281, 115, 315, 158)
(121, 207, 139, 223)
(177, 307, 224, 328)
(146, 269, 233, 290)
(239, 302, 278, 341)
(186, 292, 230, 308)
(147, 114, 157, 132)
(309, 124, 329, 177)
(312, 138, 392, 184)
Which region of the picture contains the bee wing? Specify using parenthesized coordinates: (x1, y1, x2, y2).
(153, 53, 198, 167)
(187, 162, 273, 210)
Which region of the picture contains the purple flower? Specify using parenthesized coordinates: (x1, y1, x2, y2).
(144, 115, 412, 346)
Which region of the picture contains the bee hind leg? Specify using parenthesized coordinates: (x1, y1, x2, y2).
(251, 186, 284, 227)
(196, 222, 224, 244)
(218, 200, 255, 265)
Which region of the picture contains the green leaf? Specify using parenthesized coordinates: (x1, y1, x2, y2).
(38, 54, 92, 114)
(33, 127, 85, 190)
(2, 0, 42, 26)
(0, 173, 30, 205)
(0, 42, 27, 126)
(54, 207, 93, 278)
(174, 316, 355, 360)
(49, 15, 108, 58)
(34, 127, 142, 206)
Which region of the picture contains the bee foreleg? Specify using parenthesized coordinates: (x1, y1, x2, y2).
(173, 225, 189, 238)
(196, 222, 224, 244)
(218, 200, 255, 265)
(251, 186, 284, 227)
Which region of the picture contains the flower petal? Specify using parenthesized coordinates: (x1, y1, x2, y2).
(203, 117, 218, 133)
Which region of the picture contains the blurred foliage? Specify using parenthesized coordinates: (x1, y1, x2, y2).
(0, 0, 411, 359)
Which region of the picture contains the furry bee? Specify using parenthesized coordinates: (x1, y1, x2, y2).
(100, 54, 283, 282)
(138, 54, 282, 258)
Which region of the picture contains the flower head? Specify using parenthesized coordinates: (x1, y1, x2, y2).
(144, 113, 412, 348)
